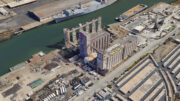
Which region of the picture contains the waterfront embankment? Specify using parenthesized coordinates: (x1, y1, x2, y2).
(0, 0, 94, 42)
(0, 0, 176, 76)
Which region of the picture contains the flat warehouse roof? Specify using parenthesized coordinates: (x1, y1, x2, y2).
(172, 63, 180, 73)
(120, 63, 155, 94)
(2, 0, 12, 4)
(28, 79, 43, 89)
(116, 59, 150, 87)
(0, 1, 6, 7)
(144, 82, 164, 101)
(153, 89, 166, 101)
(29, 0, 91, 19)
(169, 56, 180, 69)
(129, 72, 161, 100)
(164, 48, 180, 67)
(7, 0, 36, 8)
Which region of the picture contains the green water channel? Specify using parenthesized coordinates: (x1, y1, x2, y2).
(0, 0, 175, 76)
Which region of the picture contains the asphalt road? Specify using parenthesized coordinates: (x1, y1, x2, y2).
(72, 27, 180, 101)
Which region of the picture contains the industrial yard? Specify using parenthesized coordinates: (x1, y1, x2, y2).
(0, 1, 179, 101)
(0, 49, 101, 101)
(109, 2, 180, 49)
(0, 50, 65, 101)
(0, 0, 103, 42)
(30, 68, 97, 101)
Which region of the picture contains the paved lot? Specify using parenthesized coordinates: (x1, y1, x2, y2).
(0, 0, 66, 30)
(0, 0, 93, 30)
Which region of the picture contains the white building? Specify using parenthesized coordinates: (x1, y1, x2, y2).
(97, 35, 138, 70)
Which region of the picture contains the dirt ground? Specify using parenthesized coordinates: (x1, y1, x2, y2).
(152, 40, 178, 62)
(107, 24, 129, 39)
(172, 0, 180, 6)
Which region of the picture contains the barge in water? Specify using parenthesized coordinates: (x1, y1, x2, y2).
(115, 4, 147, 22)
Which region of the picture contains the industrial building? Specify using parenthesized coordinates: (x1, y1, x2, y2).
(29, 0, 91, 21)
(28, 0, 63, 21)
(62, 3, 180, 101)
(0, 0, 36, 8)
(162, 44, 180, 92)
(64, 17, 103, 48)
(7, 0, 36, 8)
(64, 17, 139, 71)
(88, 52, 179, 101)
(95, 87, 112, 100)
(173, 8, 180, 21)
(77, 17, 137, 71)
(97, 35, 137, 70)
(114, 55, 167, 101)
(79, 30, 110, 58)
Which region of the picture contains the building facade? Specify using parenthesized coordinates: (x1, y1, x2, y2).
(79, 31, 110, 58)
(64, 17, 103, 48)
(97, 35, 138, 70)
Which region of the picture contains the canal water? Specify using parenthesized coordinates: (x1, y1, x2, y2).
(0, 0, 175, 76)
